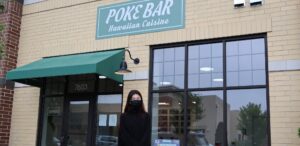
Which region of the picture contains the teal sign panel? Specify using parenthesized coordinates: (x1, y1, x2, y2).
(96, 0, 185, 39)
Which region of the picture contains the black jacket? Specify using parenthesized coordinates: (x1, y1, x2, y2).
(118, 112, 151, 146)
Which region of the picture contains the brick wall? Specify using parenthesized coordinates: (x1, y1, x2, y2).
(0, 0, 23, 146)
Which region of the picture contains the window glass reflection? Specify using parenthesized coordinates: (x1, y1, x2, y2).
(46, 77, 65, 95)
(189, 60, 199, 74)
(98, 78, 122, 93)
(175, 61, 185, 75)
(226, 38, 266, 86)
(151, 37, 268, 146)
(212, 73, 223, 87)
(252, 54, 265, 70)
(188, 43, 223, 88)
(199, 59, 211, 73)
(188, 74, 199, 89)
(238, 40, 251, 55)
(154, 63, 163, 77)
(227, 89, 268, 146)
(189, 45, 199, 59)
(68, 101, 89, 146)
(154, 49, 164, 63)
(252, 39, 265, 54)
(188, 91, 224, 146)
(239, 71, 252, 86)
(227, 72, 239, 86)
(96, 95, 122, 146)
(41, 97, 63, 146)
(226, 42, 238, 56)
(239, 55, 252, 71)
(164, 48, 175, 61)
(151, 93, 185, 146)
(212, 43, 223, 57)
(153, 47, 185, 90)
(175, 75, 184, 89)
(175, 47, 185, 61)
(253, 70, 266, 85)
(227, 56, 238, 72)
(199, 74, 211, 88)
(200, 44, 211, 59)
(164, 62, 175, 76)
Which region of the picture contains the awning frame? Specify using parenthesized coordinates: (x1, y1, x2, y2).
(6, 49, 125, 87)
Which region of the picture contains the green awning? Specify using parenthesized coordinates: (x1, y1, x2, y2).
(6, 49, 124, 86)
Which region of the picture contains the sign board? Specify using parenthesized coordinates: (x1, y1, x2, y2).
(108, 114, 118, 126)
(154, 139, 180, 146)
(96, 0, 185, 39)
(99, 114, 107, 126)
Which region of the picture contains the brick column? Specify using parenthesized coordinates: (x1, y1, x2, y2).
(0, 0, 23, 146)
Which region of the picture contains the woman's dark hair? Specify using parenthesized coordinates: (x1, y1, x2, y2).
(124, 90, 146, 113)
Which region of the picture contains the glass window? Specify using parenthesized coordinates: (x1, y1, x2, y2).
(98, 78, 123, 93)
(164, 48, 175, 61)
(151, 93, 185, 146)
(187, 91, 224, 146)
(188, 43, 223, 88)
(200, 44, 211, 58)
(226, 41, 238, 56)
(226, 39, 266, 86)
(67, 100, 90, 146)
(164, 62, 175, 76)
(238, 40, 251, 55)
(252, 39, 265, 54)
(41, 97, 64, 146)
(153, 47, 185, 90)
(227, 89, 268, 146)
(96, 95, 122, 146)
(45, 77, 65, 95)
(154, 49, 164, 63)
(151, 36, 269, 146)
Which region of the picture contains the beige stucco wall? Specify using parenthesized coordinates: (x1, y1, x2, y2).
(9, 0, 300, 146)
(9, 87, 40, 146)
(269, 71, 300, 146)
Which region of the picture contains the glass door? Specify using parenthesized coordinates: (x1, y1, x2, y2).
(61, 98, 91, 146)
(39, 75, 124, 146)
(95, 94, 123, 146)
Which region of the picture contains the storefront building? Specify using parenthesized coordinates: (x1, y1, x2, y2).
(0, 0, 300, 146)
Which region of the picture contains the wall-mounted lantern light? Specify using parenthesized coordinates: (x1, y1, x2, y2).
(115, 49, 140, 75)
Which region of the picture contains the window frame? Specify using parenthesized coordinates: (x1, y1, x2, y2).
(149, 33, 271, 146)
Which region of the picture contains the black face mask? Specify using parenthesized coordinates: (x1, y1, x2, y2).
(130, 100, 142, 107)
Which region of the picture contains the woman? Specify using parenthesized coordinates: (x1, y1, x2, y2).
(118, 90, 151, 146)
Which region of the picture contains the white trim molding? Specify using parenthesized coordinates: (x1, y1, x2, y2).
(24, 0, 45, 5)
(124, 70, 149, 81)
(15, 82, 30, 88)
(269, 60, 300, 72)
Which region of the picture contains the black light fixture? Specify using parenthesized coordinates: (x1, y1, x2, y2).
(115, 49, 140, 75)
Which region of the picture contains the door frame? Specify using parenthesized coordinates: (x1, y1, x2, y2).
(36, 74, 124, 146)
(61, 95, 94, 146)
